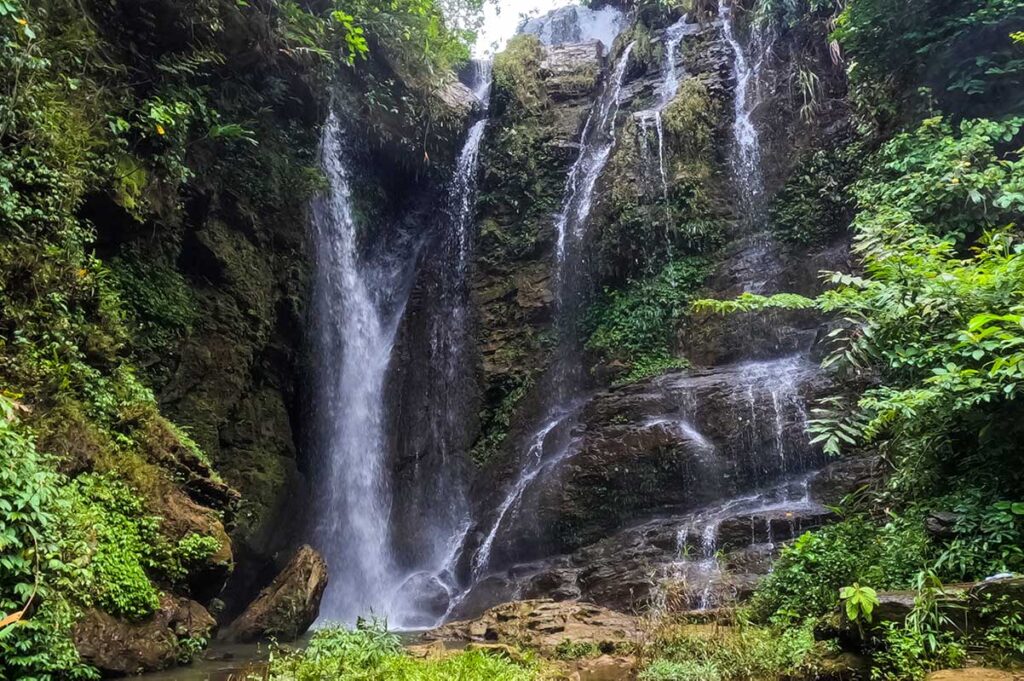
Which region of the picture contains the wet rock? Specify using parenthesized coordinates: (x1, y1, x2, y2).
(449, 575, 518, 621)
(541, 42, 604, 100)
(808, 456, 884, 506)
(522, 566, 583, 602)
(502, 357, 828, 558)
(427, 599, 640, 653)
(715, 507, 835, 552)
(520, 6, 625, 49)
(224, 545, 327, 642)
(73, 595, 216, 676)
(569, 654, 636, 680)
(926, 511, 961, 540)
(861, 578, 1024, 631)
(436, 79, 478, 120)
(157, 488, 234, 603)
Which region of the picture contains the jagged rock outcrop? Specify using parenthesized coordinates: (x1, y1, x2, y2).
(454, 471, 840, 617)
(224, 545, 328, 643)
(73, 596, 216, 676)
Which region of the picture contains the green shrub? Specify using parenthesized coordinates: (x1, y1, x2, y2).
(749, 517, 933, 624)
(0, 396, 96, 681)
(66, 474, 164, 620)
(493, 35, 548, 116)
(586, 257, 711, 384)
(870, 622, 967, 681)
(770, 140, 863, 246)
(645, 623, 821, 681)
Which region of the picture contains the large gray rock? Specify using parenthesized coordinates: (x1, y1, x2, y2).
(519, 5, 625, 50)
(224, 545, 327, 642)
(73, 596, 216, 675)
(540, 42, 604, 100)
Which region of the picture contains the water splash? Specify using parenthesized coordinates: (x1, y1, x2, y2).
(666, 474, 821, 611)
(390, 63, 494, 630)
(470, 405, 580, 579)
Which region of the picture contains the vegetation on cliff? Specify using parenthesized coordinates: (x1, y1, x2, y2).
(0, 0, 473, 677)
(684, 0, 1024, 678)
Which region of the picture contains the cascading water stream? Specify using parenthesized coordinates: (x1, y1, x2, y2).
(718, 0, 764, 213)
(386, 62, 495, 629)
(309, 112, 407, 624)
(467, 41, 636, 583)
(311, 62, 494, 629)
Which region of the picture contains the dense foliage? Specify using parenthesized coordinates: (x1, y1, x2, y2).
(688, 0, 1024, 677)
(585, 257, 711, 385)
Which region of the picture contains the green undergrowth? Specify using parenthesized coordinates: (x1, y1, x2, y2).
(0, 0, 476, 676)
(586, 257, 712, 386)
(260, 624, 541, 681)
(639, 621, 829, 681)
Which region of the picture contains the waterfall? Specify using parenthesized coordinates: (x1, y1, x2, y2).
(310, 59, 493, 628)
(555, 41, 635, 300)
(467, 41, 636, 582)
(309, 112, 406, 624)
(718, 0, 764, 213)
(389, 63, 494, 629)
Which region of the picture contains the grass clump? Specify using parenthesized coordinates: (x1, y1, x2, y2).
(640, 622, 826, 681)
(262, 623, 541, 681)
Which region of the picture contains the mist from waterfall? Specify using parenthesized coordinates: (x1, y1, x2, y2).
(309, 55, 494, 628)
(388, 61, 494, 629)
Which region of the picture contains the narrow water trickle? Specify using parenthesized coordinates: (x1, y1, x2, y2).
(635, 17, 695, 196)
(388, 62, 495, 629)
(718, 0, 764, 213)
(467, 40, 636, 583)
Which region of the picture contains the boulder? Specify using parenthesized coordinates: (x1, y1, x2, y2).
(808, 456, 884, 506)
(925, 511, 961, 540)
(568, 654, 636, 680)
(224, 545, 327, 642)
(862, 577, 1024, 632)
(73, 595, 216, 676)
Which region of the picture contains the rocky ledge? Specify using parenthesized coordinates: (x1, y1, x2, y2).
(455, 457, 876, 619)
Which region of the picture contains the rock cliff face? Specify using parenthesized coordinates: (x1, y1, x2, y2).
(423, 2, 854, 620)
